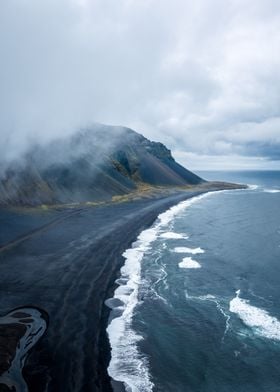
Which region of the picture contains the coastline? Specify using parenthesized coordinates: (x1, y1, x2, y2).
(0, 183, 245, 391)
(104, 185, 245, 392)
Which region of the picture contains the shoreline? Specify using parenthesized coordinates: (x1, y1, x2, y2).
(97, 191, 209, 392)
(0, 184, 245, 391)
(104, 186, 246, 392)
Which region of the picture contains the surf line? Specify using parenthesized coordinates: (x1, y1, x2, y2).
(106, 190, 228, 391)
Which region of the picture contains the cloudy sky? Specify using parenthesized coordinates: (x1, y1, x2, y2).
(1, 0, 280, 170)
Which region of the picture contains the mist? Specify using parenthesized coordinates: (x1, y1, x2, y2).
(1, 0, 280, 170)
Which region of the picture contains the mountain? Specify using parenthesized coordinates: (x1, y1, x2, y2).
(0, 124, 204, 206)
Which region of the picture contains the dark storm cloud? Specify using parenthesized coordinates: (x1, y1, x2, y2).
(0, 0, 280, 169)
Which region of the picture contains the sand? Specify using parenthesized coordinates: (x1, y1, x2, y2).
(0, 185, 244, 391)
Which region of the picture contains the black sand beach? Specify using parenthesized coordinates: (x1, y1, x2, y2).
(0, 185, 242, 391)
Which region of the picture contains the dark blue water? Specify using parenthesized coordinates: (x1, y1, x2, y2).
(107, 171, 280, 392)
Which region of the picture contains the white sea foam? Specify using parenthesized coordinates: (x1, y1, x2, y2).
(160, 232, 187, 239)
(157, 191, 218, 227)
(174, 246, 204, 254)
(185, 292, 230, 339)
(263, 189, 280, 193)
(106, 190, 223, 391)
(107, 222, 166, 390)
(229, 290, 280, 341)
(179, 257, 201, 269)
(106, 231, 155, 392)
(247, 184, 259, 190)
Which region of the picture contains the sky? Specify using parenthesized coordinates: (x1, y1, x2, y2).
(1, 0, 280, 170)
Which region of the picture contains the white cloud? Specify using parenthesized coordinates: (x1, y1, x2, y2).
(0, 0, 280, 169)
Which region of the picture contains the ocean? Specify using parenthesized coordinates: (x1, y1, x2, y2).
(106, 171, 280, 392)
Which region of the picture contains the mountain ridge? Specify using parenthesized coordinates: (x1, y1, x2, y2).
(0, 124, 204, 206)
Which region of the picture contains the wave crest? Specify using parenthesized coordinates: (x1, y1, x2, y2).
(229, 290, 280, 341)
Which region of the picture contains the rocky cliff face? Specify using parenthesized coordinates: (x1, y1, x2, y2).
(0, 125, 204, 206)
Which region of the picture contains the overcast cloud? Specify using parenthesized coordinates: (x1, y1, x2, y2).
(1, 0, 280, 170)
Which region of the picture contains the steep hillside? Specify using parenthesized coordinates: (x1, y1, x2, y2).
(0, 124, 204, 206)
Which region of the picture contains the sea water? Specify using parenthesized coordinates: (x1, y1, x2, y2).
(107, 171, 280, 392)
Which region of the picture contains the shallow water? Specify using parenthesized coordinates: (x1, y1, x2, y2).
(107, 171, 280, 392)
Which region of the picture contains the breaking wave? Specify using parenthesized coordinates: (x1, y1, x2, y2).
(106, 191, 219, 391)
(229, 290, 280, 341)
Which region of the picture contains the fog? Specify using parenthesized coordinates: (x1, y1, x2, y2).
(1, 0, 280, 170)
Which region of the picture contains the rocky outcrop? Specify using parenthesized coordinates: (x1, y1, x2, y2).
(0, 125, 204, 206)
